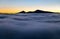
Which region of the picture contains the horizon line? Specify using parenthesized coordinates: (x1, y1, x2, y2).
(0, 9, 60, 13)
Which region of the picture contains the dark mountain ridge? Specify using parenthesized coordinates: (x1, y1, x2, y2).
(19, 10, 55, 13)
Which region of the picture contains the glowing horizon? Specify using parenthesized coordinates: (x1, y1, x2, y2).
(0, 0, 60, 13)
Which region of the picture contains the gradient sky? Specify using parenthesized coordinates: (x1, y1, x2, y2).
(0, 0, 60, 13)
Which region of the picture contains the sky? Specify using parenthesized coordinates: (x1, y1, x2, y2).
(0, 0, 60, 13)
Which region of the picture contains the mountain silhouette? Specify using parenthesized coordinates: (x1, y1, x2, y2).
(34, 10, 54, 13)
(19, 10, 54, 13)
(19, 11, 26, 13)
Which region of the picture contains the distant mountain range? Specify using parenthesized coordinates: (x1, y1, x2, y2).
(19, 10, 55, 13)
(0, 10, 59, 14)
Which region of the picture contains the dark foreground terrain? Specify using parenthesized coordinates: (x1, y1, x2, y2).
(0, 13, 60, 39)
